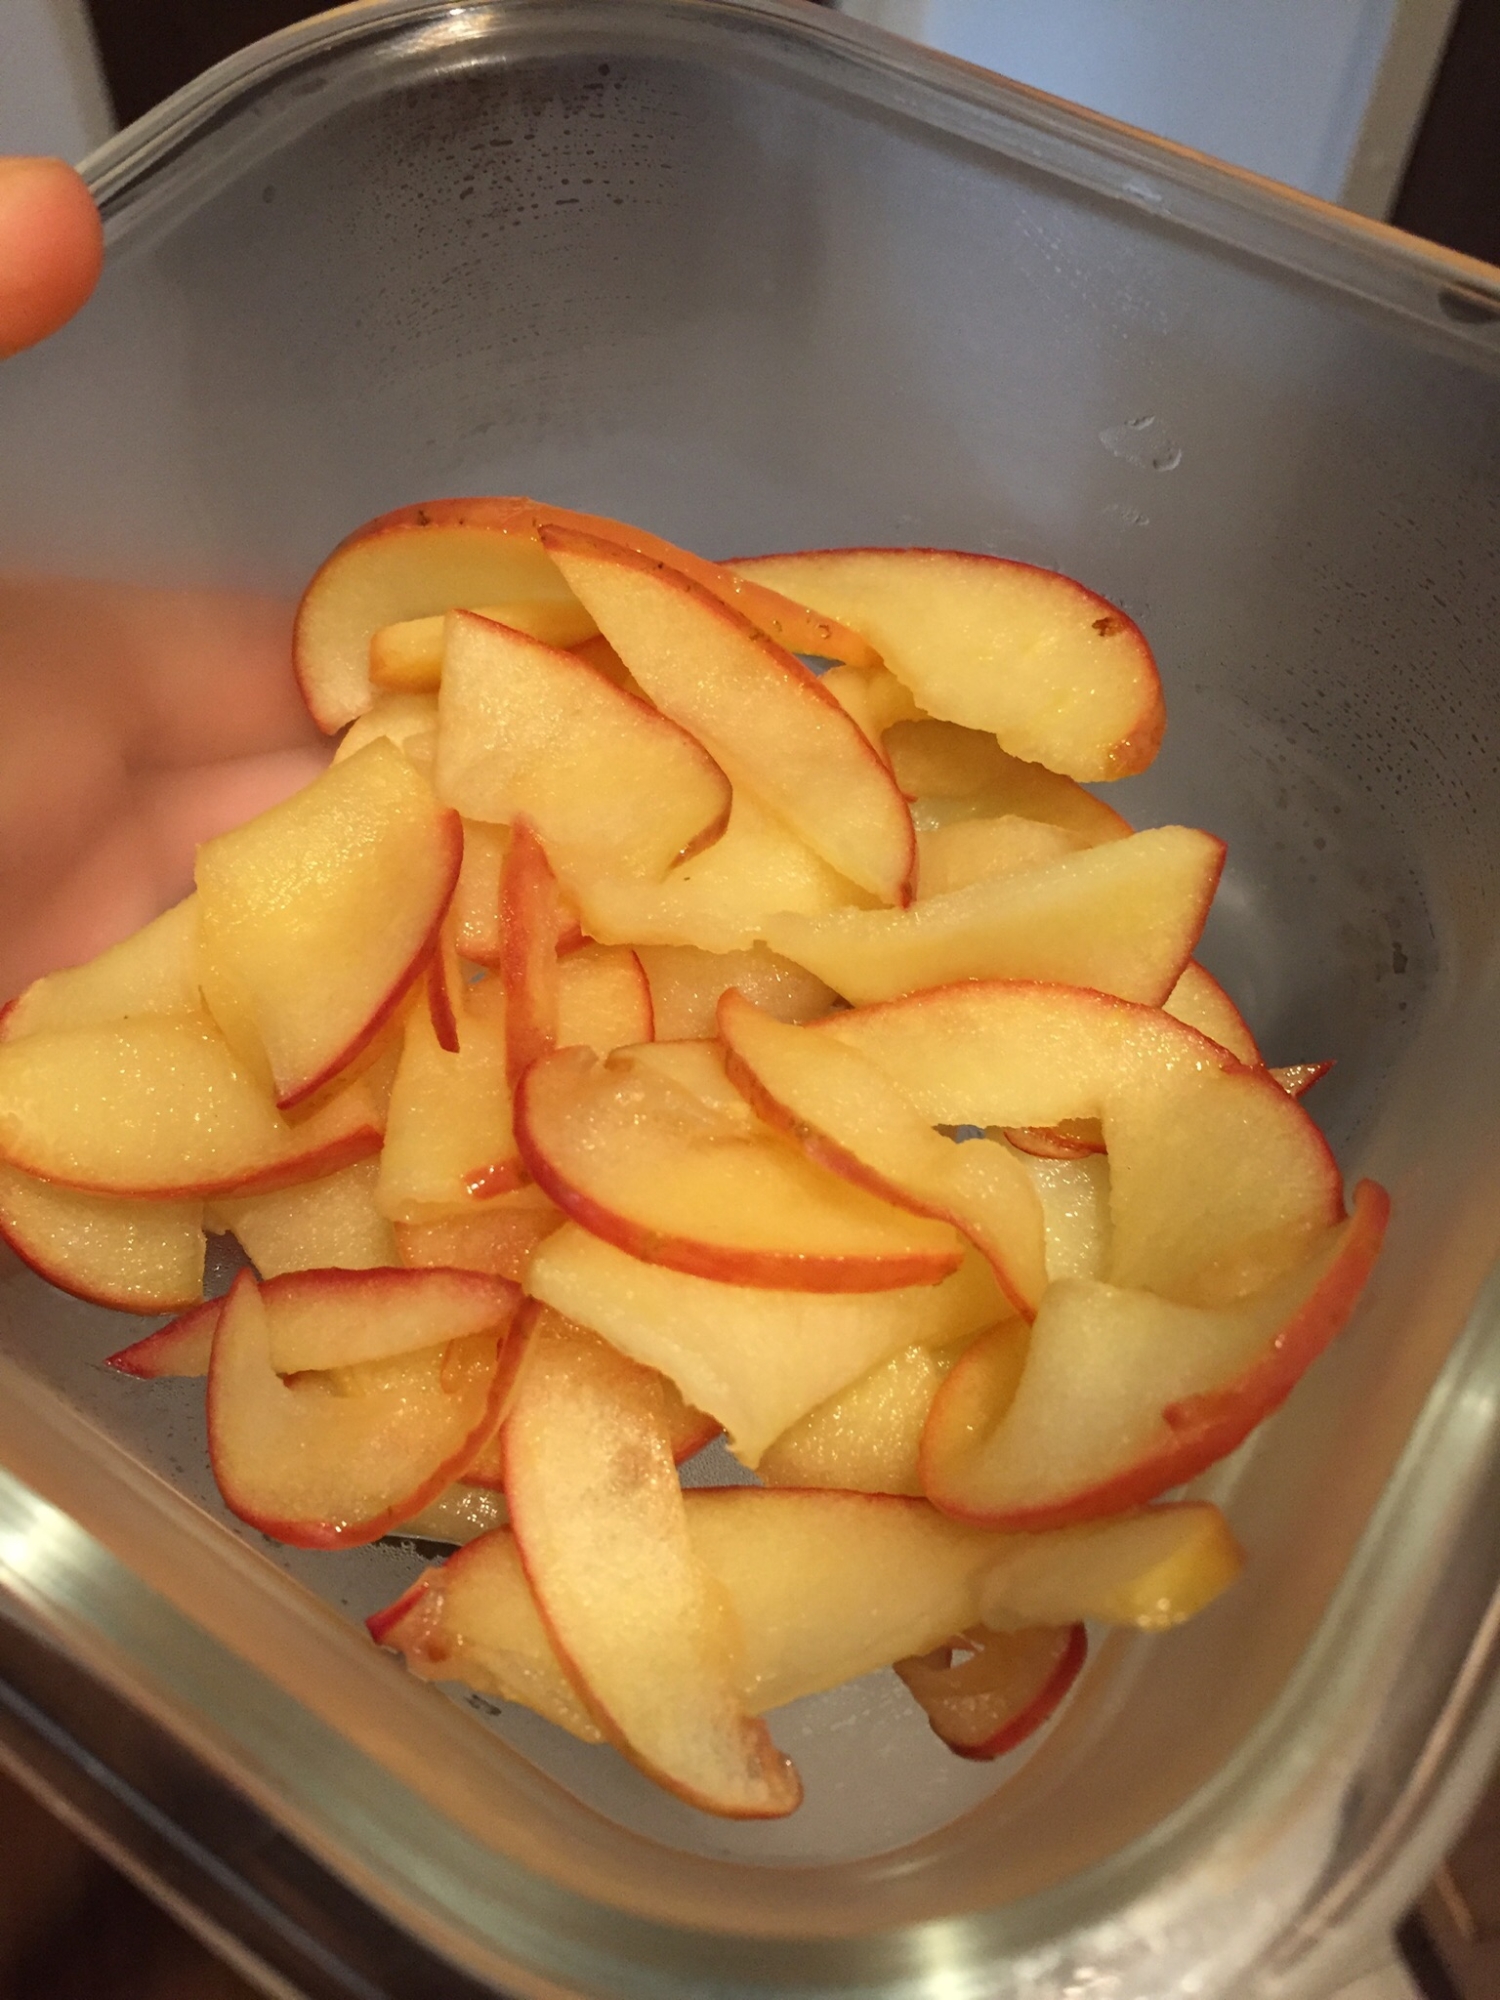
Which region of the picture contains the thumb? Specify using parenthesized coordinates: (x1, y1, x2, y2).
(0, 157, 104, 358)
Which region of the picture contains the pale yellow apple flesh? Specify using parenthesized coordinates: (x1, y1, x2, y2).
(370, 597, 600, 692)
(1, 895, 201, 1042)
(884, 719, 1133, 844)
(976, 1501, 1245, 1631)
(208, 1158, 396, 1278)
(916, 817, 1088, 898)
(375, 992, 522, 1223)
(332, 691, 438, 769)
(757, 1336, 981, 1496)
(636, 943, 836, 1039)
(394, 1184, 562, 1283)
(0, 1162, 204, 1312)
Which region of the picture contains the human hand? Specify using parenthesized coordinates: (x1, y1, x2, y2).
(1, 158, 330, 1002)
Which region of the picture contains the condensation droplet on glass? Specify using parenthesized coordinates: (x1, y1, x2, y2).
(1101, 415, 1182, 473)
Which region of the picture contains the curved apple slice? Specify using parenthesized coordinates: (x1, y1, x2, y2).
(894, 1623, 1087, 1761)
(526, 1224, 1005, 1465)
(370, 597, 599, 692)
(718, 989, 1045, 1315)
(757, 1336, 982, 1496)
(556, 944, 653, 1053)
(0, 1163, 203, 1313)
(332, 691, 439, 768)
(108, 1294, 221, 1377)
(207, 1269, 514, 1547)
(196, 739, 462, 1108)
(885, 719, 1133, 844)
(434, 610, 732, 880)
(730, 549, 1164, 780)
(765, 827, 1223, 1007)
(1, 895, 201, 1043)
(1163, 961, 1262, 1066)
(497, 821, 563, 1088)
(516, 1040, 962, 1292)
(210, 1159, 396, 1278)
(395, 1184, 563, 1283)
(977, 1501, 1245, 1631)
(637, 944, 835, 1040)
(375, 994, 523, 1224)
(540, 526, 915, 905)
(922, 1183, 1388, 1529)
(916, 817, 1088, 898)
(502, 1308, 800, 1818)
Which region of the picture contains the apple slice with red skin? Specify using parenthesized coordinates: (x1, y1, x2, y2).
(375, 991, 523, 1223)
(395, 1184, 562, 1283)
(637, 944, 835, 1040)
(501, 1306, 801, 1817)
(526, 1223, 1006, 1465)
(332, 692, 438, 769)
(424, 921, 464, 1056)
(108, 1294, 222, 1378)
(976, 1501, 1245, 1631)
(894, 1623, 1087, 1761)
(1, 895, 201, 1043)
(540, 526, 916, 905)
(210, 1158, 396, 1278)
(516, 1039, 963, 1292)
(0, 1163, 204, 1313)
(757, 1335, 983, 1496)
(196, 739, 462, 1108)
(0, 1012, 382, 1201)
(764, 826, 1223, 1008)
(921, 1182, 1388, 1529)
(1273, 1060, 1333, 1099)
(435, 609, 732, 880)
(718, 989, 1046, 1316)
(555, 944, 653, 1054)
(370, 596, 599, 693)
(730, 549, 1164, 781)
(497, 821, 562, 1088)
(884, 719, 1133, 845)
(915, 817, 1088, 898)
(207, 1268, 518, 1547)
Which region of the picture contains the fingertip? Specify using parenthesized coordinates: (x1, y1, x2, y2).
(0, 157, 104, 358)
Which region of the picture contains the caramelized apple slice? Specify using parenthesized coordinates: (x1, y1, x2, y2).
(894, 1623, 1087, 1761)
(540, 527, 916, 904)
(765, 827, 1223, 1006)
(196, 739, 461, 1107)
(209, 1159, 396, 1278)
(434, 610, 731, 879)
(503, 1308, 800, 1817)
(718, 990, 1046, 1315)
(0, 1163, 203, 1312)
(730, 549, 1164, 780)
(526, 1224, 1007, 1465)
(517, 1040, 962, 1292)
(207, 1269, 514, 1546)
(1, 896, 201, 1042)
(637, 944, 835, 1039)
(497, 821, 563, 1087)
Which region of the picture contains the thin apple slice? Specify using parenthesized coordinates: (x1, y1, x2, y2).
(540, 527, 915, 904)
(730, 550, 1164, 780)
(434, 609, 732, 879)
(332, 691, 439, 768)
(884, 719, 1133, 843)
(376, 993, 523, 1223)
(196, 739, 461, 1107)
(894, 1623, 1087, 1761)
(637, 944, 835, 1040)
(922, 1183, 1388, 1528)
(1163, 961, 1262, 1066)
(449, 821, 509, 966)
(208, 1269, 513, 1547)
(209, 1158, 396, 1278)
(574, 789, 867, 956)
(765, 827, 1223, 1007)
(0, 1163, 203, 1312)
(497, 821, 563, 1087)
(517, 1039, 962, 1291)
(395, 1184, 563, 1282)
(757, 1335, 983, 1496)
(556, 945, 653, 1053)
(819, 661, 921, 744)
(1015, 1149, 1113, 1281)
(502, 1307, 800, 1817)
(392, 1482, 511, 1547)
(718, 990, 1046, 1315)
(1273, 1061, 1332, 1099)
(370, 597, 599, 692)
(526, 1224, 1007, 1465)
(108, 1294, 221, 1377)
(916, 817, 1088, 898)
(0, 1012, 380, 1200)
(977, 1501, 1245, 1631)
(1, 896, 201, 1042)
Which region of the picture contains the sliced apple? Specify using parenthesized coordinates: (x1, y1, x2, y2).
(636, 943, 835, 1040)
(916, 817, 1088, 898)
(107, 1294, 221, 1377)
(1273, 1061, 1332, 1099)
(717, 990, 1046, 1315)
(392, 1481, 511, 1547)
(885, 719, 1133, 844)
(433, 609, 731, 879)
(540, 527, 915, 904)
(922, 1183, 1388, 1528)
(502, 1307, 799, 1816)
(370, 597, 599, 692)
(448, 821, 509, 966)
(757, 1335, 982, 1496)
(1, 896, 201, 1042)
(209, 1158, 396, 1278)
(0, 1163, 203, 1313)
(765, 827, 1223, 1007)
(977, 1501, 1245, 1631)
(730, 549, 1164, 781)
(332, 691, 438, 768)
(208, 1269, 512, 1547)
(375, 991, 523, 1223)
(497, 821, 563, 1087)
(574, 788, 867, 956)
(1016, 1149, 1112, 1281)
(893, 1623, 1087, 1761)
(1163, 961, 1262, 1066)
(395, 1184, 563, 1283)
(819, 661, 921, 744)
(0, 1012, 381, 1200)
(557, 944, 653, 1053)
(526, 1224, 1007, 1464)
(196, 739, 461, 1107)
(517, 1039, 962, 1291)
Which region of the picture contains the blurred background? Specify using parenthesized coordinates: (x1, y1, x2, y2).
(0, 1, 1496, 1995)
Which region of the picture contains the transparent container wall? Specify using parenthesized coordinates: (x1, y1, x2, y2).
(3, 0, 1500, 1954)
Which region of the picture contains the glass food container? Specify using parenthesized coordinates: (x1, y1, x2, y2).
(2, 3, 1499, 1994)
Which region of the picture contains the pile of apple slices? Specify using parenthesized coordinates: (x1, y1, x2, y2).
(0, 497, 1388, 1819)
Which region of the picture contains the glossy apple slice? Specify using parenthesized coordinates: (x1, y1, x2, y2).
(718, 990, 1046, 1315)
(395, 1183, 562, 1282)
(107, 1294, 221, 1377)
(497, 821, 563, 1087)
(1163, 961, 1262, 1066)
(1, 895, 201, 1042)
(434, 610, 732, 879)
(448, 821, 509, 966)
(196, 739, 461, 1107)
(977, 1501, 1244, 1631)
(370, 596, 599, 692)
(502, 1307, 800, 1817)
(517, 1039, 962, 1291)
(636, 944, 835, 1040)
(756, 1335, 983, 1496)
(884, 719, 1133, 844)
(730, 549, 1164, 780)
(332, 691, 439, 768)
(540, 526, 915, 904)
(922, 1183, 1387, 1528)
(0, 1163, 203, 1313)
(376, 993, 523, 1223)
(893, 1623, 1087, 1761)
(915, 817, 1087, 898)
(209, 1158, 396, 1278)
(766, 827, 1222, 1007)
(526, 1224, 1007, 1465)
(208, 1269, 513, 1547)
(555, 945, 653, 1053)
(818, 661, 921, 743)
(0, 1012, 381, 1200)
